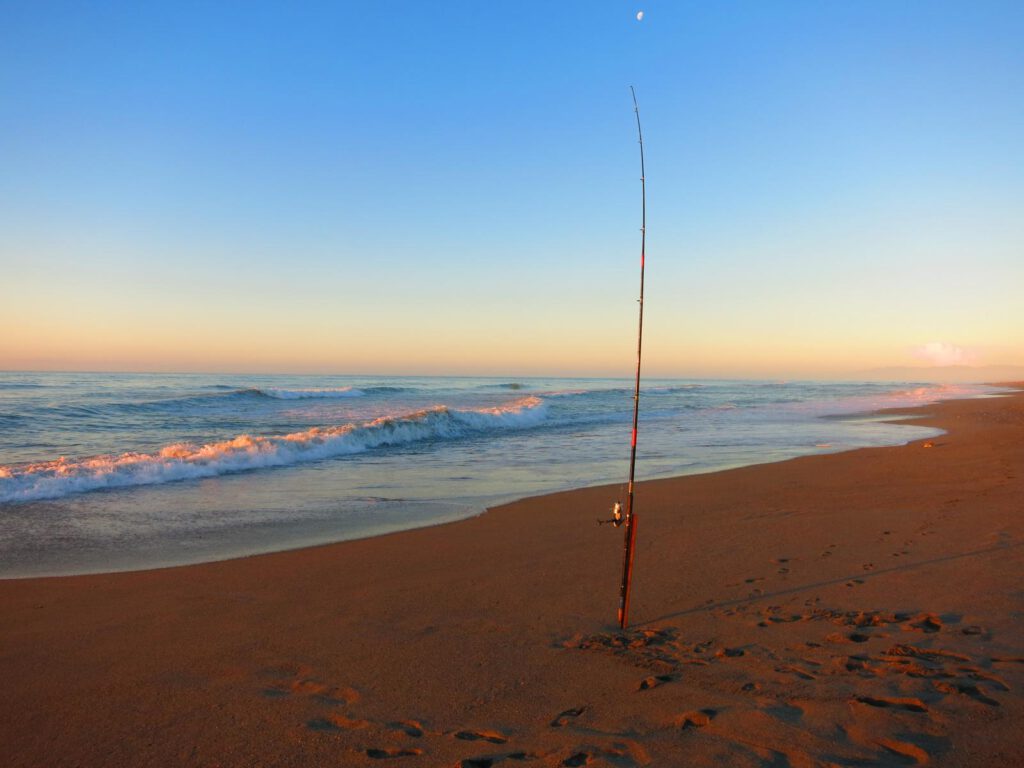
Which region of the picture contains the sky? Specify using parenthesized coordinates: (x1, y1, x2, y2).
(1, 1, 1022, 378)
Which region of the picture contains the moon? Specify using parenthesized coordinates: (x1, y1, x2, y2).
(636, 11, 644, 21)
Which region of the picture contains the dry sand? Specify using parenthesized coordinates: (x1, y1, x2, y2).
(2, 386, 1023, 767)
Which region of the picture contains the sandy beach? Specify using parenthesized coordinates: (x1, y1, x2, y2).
(2, 386, 1022, 768)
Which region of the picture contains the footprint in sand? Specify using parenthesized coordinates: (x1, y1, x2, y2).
(848, 632, 875, 643)
(262, 677, 359, 705)
(876, 738, 931, 765)
(562, 753, 590, 767)
(855, 695, 928, 713)
(904, 613, 943, 633)
(638, 674, 675, 691)
(888, 643, 968, 662)
(961, 624, 989, 637)
(959, 667, 1010, 691)
(388, 720, 426, 738)
(454, 730, 509, 744)
(764, 703, 803, 724)
(715, 647, 745, 659)
(677, 708, 717, 729)
(366, 747, 423, 759)
(550, 707, 586, 728)
(317, 686, 361, 705)
(563, 742, 647, 766)
(458, 757, 541, 768)
(307, 714, 369, 731)
(933, 680, 1001, 707)
(775, 664, 816, 681)
(458, 754, 545, 768)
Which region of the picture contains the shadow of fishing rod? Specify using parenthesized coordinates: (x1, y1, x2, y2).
(636, 541, 1024, 627)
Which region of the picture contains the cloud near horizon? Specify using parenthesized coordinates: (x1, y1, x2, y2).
(912, 342, 974, 367)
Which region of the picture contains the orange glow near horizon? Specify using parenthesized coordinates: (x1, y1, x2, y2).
(4, 307, 1022, 380)
(3, 231, 1021, 380)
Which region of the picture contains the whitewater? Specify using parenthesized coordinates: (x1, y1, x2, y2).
(0, 372, 1006, 577)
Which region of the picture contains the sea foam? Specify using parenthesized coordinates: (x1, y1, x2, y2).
(0, 396, 547, 503)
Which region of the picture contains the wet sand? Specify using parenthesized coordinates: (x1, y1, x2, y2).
(2, 385, 1022, 767)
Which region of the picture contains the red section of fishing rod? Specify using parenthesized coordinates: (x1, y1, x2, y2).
(617, 86, 646, 630)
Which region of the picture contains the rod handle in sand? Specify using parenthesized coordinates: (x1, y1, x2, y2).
(617, 510, 638, 628)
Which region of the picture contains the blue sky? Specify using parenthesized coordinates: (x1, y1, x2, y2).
(2, 1, 1022, 376)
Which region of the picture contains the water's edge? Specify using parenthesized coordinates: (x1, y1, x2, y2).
(0, 405, 960, 581)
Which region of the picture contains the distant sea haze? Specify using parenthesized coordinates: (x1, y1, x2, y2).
(861, 365, 1024, 383)
(0, 373, 1007, 578)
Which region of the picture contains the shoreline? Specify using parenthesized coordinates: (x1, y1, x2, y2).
(2, 385, 1022, 766)
(0, 383, 999, 581)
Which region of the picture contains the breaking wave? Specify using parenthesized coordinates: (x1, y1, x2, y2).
(0, 397, 548, 503)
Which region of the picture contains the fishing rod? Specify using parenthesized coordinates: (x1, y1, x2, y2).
(600, 87, 646, 629)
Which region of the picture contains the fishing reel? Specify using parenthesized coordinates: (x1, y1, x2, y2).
(598, 501, 624, 528)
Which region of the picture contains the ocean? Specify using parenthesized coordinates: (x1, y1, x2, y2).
(0, 372, 1005, 578)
